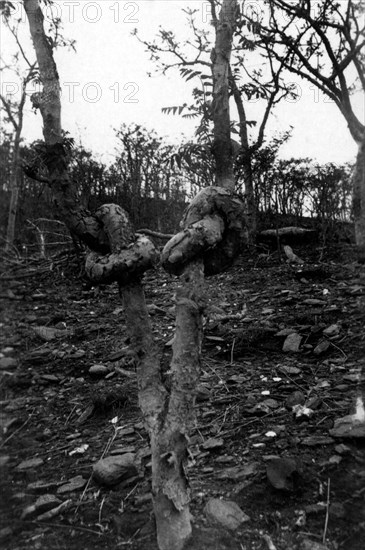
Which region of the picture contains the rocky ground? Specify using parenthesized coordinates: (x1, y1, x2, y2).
(0, 244, 364, 550)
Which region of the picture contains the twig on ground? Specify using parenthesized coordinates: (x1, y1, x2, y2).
(31, 520, 102, 536)
(98, 495, 106, 526)
(280, 370, 307, 392)
(329, 341, 348, 358)
(0, 411, 34, 448)
(322, 477, 331, 544)
(230, 337, 235, 364)
(261, 532, 277, 550)
(74, 474, 93, 515)
(64, 405, 77, 426)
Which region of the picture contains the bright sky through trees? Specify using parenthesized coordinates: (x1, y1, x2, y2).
(1, 0, 364, 164)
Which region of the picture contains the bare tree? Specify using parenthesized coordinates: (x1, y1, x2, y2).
(0, 11, 37, 251)
(134, 0, 295, 238)
(250, 0, 365, 257)
(1, 0, 75, 251)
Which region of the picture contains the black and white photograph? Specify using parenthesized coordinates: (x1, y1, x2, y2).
(0, 1, 364, 549)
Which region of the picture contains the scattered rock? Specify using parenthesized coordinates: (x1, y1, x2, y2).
(41, 374, 59, 383)
(93, 453, 138, 487)
(304, 503, 326, 515)
(89, 364, 110, 376)
(314, 379, 331, 390)
(303, 299, 326, 306)
(283, 333, 302, 353)
(285, 391, 305, 409)
(323, 324, 340, 337)
(202, 438, 224, 451)
(1, 347, 15, 355)
(328, 454, 342, 465)
(266, 457, 299, 491)
(27, 480, 64, 493)
(306, 396, 322, 409)
(0, 455, 10, 467)
(204, 498, 250, 530)
(110, 445, 136, 455)
(301, 436, 335, 446)
(196, 384, 211, 401)
(334, 443, 352, 455)
(292, 404, 314, 420)
(262, 308, 275, 315)
(261, 398, 280, 409)
(16, 457, 44, 470)
(301, 538, 329, 550)
(57, 475, 87, 494)
(245, 402, 272, 415)
(279, 365, 301, 375)
(216, 462, 259, 480)
(330, 415, 365, 438)
(313, 340, 330, 355)
(21, 494, 62, 519)
(33, 326, 72, 341)
(343, 374, 359, 383)
(334, 384, 349, 392)
(275, 328, 296, 337)
(0, 357, 17, 370)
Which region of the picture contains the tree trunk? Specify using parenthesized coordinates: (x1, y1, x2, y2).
(5, 160, 20, 252)
(211, 0, 237, 191)
(5, 88, 26, 252)
(229, 67, 257, 239)
(152, 260, 204, 550)
(353, 134, 365, 262)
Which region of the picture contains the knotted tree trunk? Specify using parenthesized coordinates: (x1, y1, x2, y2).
(24, 1, 244, 549)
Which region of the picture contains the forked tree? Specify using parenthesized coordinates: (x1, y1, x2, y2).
(134, 0, 296, 240)
(23, 0, 245, 548)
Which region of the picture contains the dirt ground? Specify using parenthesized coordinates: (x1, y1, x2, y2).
(0, 244, 364, 550)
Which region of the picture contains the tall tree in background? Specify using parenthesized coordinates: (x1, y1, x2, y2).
(134, 0, 295, 239)
(251, 0, 365, 257)
(0, 0, 75, 251)
(0, 9, 37, 251)
(210, 0, 237, 189)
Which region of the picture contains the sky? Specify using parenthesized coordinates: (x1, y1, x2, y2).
(1, 0, 364, 165)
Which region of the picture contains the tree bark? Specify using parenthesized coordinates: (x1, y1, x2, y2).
(153, 3, 241, 546)
(4, 84, 26, 252)
(5, 152, 20, 252)
(211, 0, 238, 191)
(229, 71, 256, 238)
(153, 260, 205, 550)
(24, 0, 111, 253)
